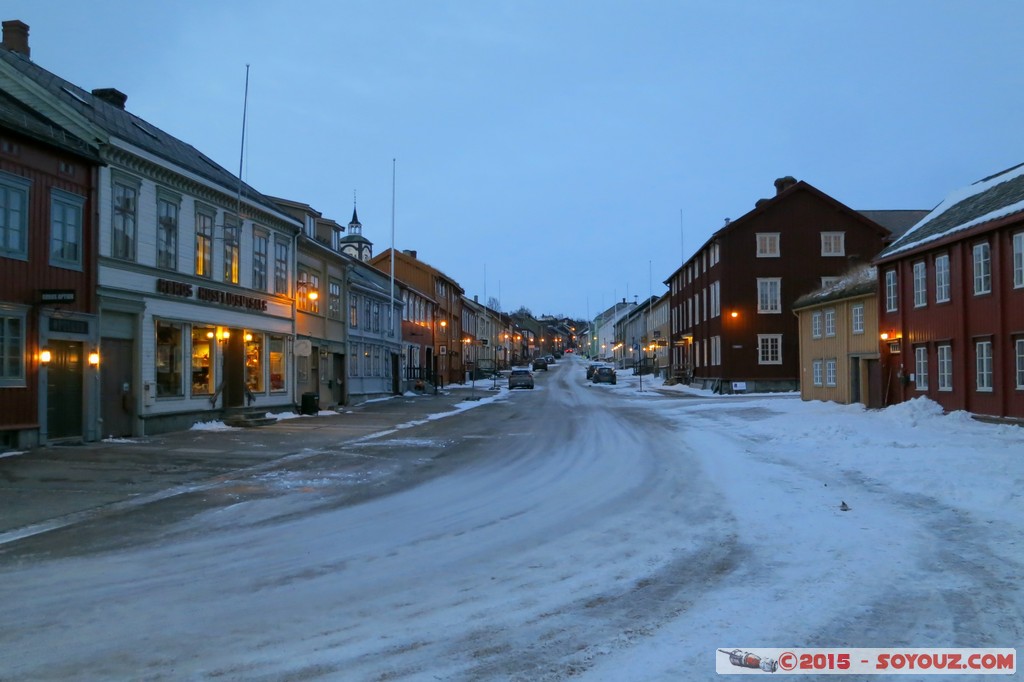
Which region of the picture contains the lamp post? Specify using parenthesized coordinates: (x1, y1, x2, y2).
(439, 319, 448, 389)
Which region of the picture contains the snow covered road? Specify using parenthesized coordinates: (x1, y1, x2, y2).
(1, 359, 1020, 680)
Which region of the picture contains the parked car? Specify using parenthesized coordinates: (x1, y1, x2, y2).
(592, 366, 616, 385)
(532, 357, 548, 371)
(545, 355, 556, 365)
(508, 368, 535, 389)
(586, 362, 603, 380)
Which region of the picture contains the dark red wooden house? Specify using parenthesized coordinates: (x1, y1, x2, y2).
(665, 177, 906, 393)
(0, 21, 102, 449)
(874, 163, 1024, 420)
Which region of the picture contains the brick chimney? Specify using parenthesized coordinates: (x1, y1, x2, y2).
(774, 176, 797, 195)
(92, 88, 128, 109)
(2, 20, 29, 57)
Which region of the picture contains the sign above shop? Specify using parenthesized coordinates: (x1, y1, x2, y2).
(156, 278, 268, 312)
(39, 289, 76, 304)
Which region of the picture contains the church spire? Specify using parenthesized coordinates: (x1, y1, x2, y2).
(349, 190, 361, 235)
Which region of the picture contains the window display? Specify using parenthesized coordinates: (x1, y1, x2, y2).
(192, 325, 215, 395)
(156, 320, 183, 397)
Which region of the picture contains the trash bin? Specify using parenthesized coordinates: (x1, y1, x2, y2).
(300, 392, 319, 415)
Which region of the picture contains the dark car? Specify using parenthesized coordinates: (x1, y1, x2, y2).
(592, 366, 616, 385)
(586, 362, 603, 380)
(508, 368, 535, 389)
(532, 357, 548, 371)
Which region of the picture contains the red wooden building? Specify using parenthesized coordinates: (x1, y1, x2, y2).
(874, 163, 1024, 419)
(0, 22, 103, 449)
(665, 177, 905, 393)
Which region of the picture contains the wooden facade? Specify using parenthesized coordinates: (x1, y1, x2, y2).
(370, 249, 465, 386)
(793, 267, 883, 406)
(0, 106, 101, 447)
(666, 178, 893, 392)
(875, 165, 1024, 419)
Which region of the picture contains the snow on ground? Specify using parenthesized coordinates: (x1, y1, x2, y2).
(576, 363, 1023, 679)
(3, 356, 1021, 680)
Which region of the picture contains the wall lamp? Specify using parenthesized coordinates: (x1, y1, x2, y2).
(40, 347, 52, 364)
(88, 350, 100, 366)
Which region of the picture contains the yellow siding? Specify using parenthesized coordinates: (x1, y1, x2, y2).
(796, 293, 878, 405)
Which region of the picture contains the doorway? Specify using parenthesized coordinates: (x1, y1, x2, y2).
(46, 340, 83, 440)
(100, 337, 134, 437)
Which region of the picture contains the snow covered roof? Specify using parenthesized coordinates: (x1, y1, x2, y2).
(878, 162, 1024, 260)
(792, 265, 877, 310)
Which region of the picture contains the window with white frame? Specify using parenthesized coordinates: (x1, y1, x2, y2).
(156, 191, 179, 271)
(976, 340, 993, 391)
(824, 309, 836, 337)
(935, 253, 950, 302)
(851, 303, 864, 334)
(821, 276, 841, 289)
(1014, 232, 1024, 288)
(915, 346, 928, 390)
(757, 278, 781, 313)
(50, 188, 84, 270)
(1016, 338, 1024, 389)
(825, 358, 837, 386)
(913, 261, 927, 307)
(195, 207, 213, 278)
(885, 269, 898, 311)
(328, 279, 342, 320)
(973, 242, 991, 295)
(812, 359, 823, 386)
(757, 334, 782, 364)
(938, 344, 953, 391)
(821, 232, 845, 256)
(111, 175, 138, 261)
(223, 214, 240, 285)
(811, 311, 822, 338)
(296, 267, 319, 313)
(756, 233, 780, 257)
(252, 229, 268, 291)
(0, 307, 27, 387)
(711, 281, 720, 317)
(711, 335, 721, 365)
(274, 239, 289, 295)
(0, 171, 30, 261)
(703, 288, 708, 321)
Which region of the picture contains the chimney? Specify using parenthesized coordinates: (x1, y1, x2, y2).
(2, 20, 29, 57)
(92, 88, 128, 109)
(402, 249, 417, 259)
(774, 176, 797, 195)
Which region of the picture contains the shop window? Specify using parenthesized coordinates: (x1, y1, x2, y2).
(191, 325, 216, 395)
(155, 320, 183, 397)
(269, 335, 286, 392)
(245, 331, 264, 393)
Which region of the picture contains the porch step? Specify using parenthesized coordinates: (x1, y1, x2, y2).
(221, 407, 277, 428)
(223, 415, 277, 428)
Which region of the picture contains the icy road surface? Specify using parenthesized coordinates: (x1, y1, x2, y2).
(1, 358, 1021, 681)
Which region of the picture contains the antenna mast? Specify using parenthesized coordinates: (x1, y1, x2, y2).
(236, 64, 250, 218)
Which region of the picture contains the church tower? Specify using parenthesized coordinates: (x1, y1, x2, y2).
(338, 196, 373, 261)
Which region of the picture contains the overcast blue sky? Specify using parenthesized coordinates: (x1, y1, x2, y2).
(6, 1, 1023, 318)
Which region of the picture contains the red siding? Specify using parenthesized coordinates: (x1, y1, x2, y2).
(878, 216, 1024, 419)
(0, 129, 96, 434)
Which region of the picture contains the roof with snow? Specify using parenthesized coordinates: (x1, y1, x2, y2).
(857, 210, 931, 239)
(878, 162, 1024, 260)
(792, 265, 877, 310)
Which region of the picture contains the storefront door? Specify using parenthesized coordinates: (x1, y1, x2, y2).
(46, 340, 83, 440)
(100, 337, 134, 437)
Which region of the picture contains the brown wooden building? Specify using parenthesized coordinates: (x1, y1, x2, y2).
(369, 249, 465, 387)
(874, 163, 1024, 420)
(0, 23, 103, 448)
(665, 177, 898, 393)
